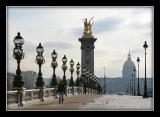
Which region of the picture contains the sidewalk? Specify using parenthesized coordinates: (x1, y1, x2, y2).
(7, 94, 101, 110)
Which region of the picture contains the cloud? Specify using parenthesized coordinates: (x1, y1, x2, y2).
(43, 41, 74, 49)
(23, 41, 35, 53)
(127, 21, 151, 30)
(95, 49, 109, 56)
(72, 27, 82, 36)
(94, 16, 123, 33)
(131, 48, 144, 54)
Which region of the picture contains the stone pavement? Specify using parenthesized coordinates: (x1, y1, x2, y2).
(7, 94, 101, 111)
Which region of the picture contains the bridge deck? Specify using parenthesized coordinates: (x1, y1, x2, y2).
(7, 94, 101, 110)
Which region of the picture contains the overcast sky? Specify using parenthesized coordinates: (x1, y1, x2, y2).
(7, 7, 153, 80)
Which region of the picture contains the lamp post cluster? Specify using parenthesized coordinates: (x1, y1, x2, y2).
(86, 70, 90, 94)
(81, 67, 102, 95)
(81, 68, 87, 94)
(128, 68, 136, 96)
(128, 41, 149, 98)
(76, 62, 81, 94)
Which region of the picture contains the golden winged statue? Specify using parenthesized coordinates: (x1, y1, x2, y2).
(82, 17, 94, 37)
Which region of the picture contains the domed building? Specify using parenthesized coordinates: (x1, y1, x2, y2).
(122, 50, 136, 79)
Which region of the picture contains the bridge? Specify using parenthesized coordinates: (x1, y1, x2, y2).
(7, 87, 102, 110)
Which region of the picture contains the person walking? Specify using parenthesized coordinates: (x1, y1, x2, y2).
(57, 81, 65, 103)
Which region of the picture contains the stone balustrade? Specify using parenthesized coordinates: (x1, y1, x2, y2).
(7, 87, 99, 105)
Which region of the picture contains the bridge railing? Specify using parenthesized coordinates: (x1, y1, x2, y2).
(7, 87, 99, 105)
(7, 88, 57, 104)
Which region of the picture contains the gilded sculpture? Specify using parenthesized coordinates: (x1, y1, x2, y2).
(82, 17, 94, 37)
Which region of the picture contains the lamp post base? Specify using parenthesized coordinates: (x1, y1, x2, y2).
(17, 90, 23, 107)
(37, 87, 45, 102)
(143, 95, 148, 98)
(137, 93, 141, 96)
(13, 87, 25, 107)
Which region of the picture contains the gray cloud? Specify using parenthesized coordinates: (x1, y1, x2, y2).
(72, 27, 82, 36)
(94, 16, 123, 33)
(95, 50, 109, 56)
(23, 41, 35, 53)
(131, 48, 143, 54)
(131, 8, 151, 17)
(43, 41, 73, 49)
(128, 21, 151, 29)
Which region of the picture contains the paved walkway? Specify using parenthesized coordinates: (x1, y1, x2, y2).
(79, 95, 153, 110)
(7, 94, 101, 110)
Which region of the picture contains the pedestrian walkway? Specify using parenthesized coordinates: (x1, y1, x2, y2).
(79, 95, 153, 110)
(7, 94, 101, 110)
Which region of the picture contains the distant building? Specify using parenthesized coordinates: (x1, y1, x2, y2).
(7, 71, 37, 90)
(43, 78, 52, 88)
(44, 76, 62, 88)
(103, 77, 153, 96)
(122, 50, 136, 79)
(100, 50, 152, 96)
(22, 71, 37, 89)
(7, 73, 15, 91)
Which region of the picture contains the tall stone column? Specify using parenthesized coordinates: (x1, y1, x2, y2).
(79, 37, 97, 74)
(79, 17, 97, 75)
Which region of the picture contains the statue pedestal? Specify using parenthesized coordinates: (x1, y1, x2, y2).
(79, 36, 97, 74)
(82, 35, 94, 38)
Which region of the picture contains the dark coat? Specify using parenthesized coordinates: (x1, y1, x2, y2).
(57, 83, 65, 93)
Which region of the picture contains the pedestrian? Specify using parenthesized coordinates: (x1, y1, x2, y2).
(57, 81, 65, 103)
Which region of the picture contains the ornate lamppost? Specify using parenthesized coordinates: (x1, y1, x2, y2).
(93, 77, 97, 94)
(69, 59, 75, 95)
(82, 67, 86, 94)
(90, 74, 94, 94)
(76, 62, 80, 94)
(35, 43, 45, 102)
(93, 76, 97, 94)
(131, 74, 134, 96)
(89, 73, 93, 94)
(95, 78, 100, 94)
(133, 68, 136, 96)
(62, 55, 68, 96)
(137, 57, 141, 96)
(143, 41, 148, 98)
(129, 78, 132, 95)
(51, 50, 58, 87)
(86, 70, 90, 94)
(13, 32, 25, 107)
